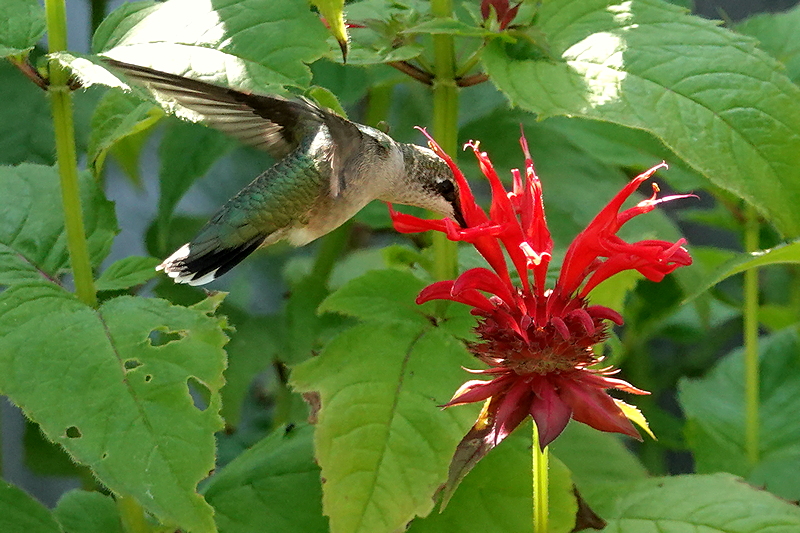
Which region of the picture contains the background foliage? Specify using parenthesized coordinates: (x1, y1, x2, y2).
(2, 0, 800, 532)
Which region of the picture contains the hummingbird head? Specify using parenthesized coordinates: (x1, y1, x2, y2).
(388, 144, 466, 227)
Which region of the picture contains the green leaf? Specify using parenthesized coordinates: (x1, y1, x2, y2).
(220, 315, 278, 427)
(0, 0, 45, 56)
(595, 473, 800, 532)
(0, 284, 228, 533)
(482, 0, 800, 237)
(95, 0, 329, 92)
(54, 490, 122, 533)
(87, 89, 163, 180)
(0, 62, 54, 166)
(736, 4, 800, 84)
(95, 256, 162, 291)
(0, 164, 117, 288)
(156, 119, 234, 254)
(0, 480, 63, 533)
(550, 422, 647, 505)
(203, 425, 328, 533)
(291, 320, 479, 533)
(679, 328, 800, 500)
(319, 269, 430, 326)
(683, 240, 800, 304)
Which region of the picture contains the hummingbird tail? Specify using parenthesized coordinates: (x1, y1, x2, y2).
(157, 236, 265, 285)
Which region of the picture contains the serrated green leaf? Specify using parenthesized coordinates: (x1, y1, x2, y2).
(24, 419, 88, 477)
(0, 164, 117, 288)
(679, 328, 800, 500)
(0, 480, 63, 533)
(95, 256, 161, 291)
(595, 473, 800, 532)
(88, 89, 162, 179)
(683, 240, 800, 304)
(319, 269, 430, 325)
(203, 425, 328, 533)
(96, 0, 329, 92)
(291, 321, 479, 533)
(0, 283, 228, 533)
(736, 4, 800, 84)
(482, 0, 800, 236)
(0, 0, 45, 56)
(54, 490, 122, 533)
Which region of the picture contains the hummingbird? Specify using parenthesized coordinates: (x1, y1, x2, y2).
(105, 58, 464, 285)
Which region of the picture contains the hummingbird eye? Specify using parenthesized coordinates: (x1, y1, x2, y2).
(435, 179, 457, 203)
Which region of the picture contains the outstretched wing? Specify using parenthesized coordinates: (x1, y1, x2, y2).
(104, 58, 324, 159)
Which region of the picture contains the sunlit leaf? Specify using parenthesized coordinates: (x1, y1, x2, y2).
(482, 0, 800, 236)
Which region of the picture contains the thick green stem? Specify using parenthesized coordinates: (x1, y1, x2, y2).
(743, 204, 760, 465)
(46, 0, 97, 308)
(90, 0, 108, 34)
(532, 423, 549, 533)
(430, 0, 459, 282)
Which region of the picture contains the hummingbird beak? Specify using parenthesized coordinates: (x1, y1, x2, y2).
(451, 199, 467, 228)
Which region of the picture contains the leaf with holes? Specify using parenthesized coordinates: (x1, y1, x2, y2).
(94, 0, 329, 92)
(0, 164, 117, 288)
(482, 0, 800, 236)
(291, 317, 479, 533)
(0, 283, 228, 533)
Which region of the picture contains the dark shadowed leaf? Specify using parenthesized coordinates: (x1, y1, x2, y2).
(204, 425, 328, 533)
(0, 164, 117, 288)
(679, 328, 800, 500)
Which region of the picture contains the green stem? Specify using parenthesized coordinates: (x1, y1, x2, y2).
(743, 204, 760, 465)
(90, 0, 107, 34)
(117, 496, 153, 533)
(430, 0, 459, 282)
(532, 423, 549, 533)
(46, 0, 97, 308)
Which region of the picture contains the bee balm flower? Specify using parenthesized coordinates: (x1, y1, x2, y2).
(389, 129, 692, 479)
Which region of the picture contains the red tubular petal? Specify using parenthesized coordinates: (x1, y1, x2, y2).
(452, 267, 516, 306)
(417, 128, 488, 228)
(443, 374, 515, 407)
(586, 305, 624, 326)
(491, 378, 533, 444)
(551, 316, 570, 340)
(555, 375, 641, 440)
(416, 280, 456, 304)
(568, 308, 596, 335)
(388, 203, 449, 234)
(530, 376, 573, 448)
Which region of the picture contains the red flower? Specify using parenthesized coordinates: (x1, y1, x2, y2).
(389, 129, 692, 483)
(481, 0, 521, 30)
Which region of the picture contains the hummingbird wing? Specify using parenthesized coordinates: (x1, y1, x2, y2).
(104, 58, 323, 159)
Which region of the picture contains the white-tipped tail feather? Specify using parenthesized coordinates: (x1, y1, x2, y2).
(156, 243, 218, 286)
